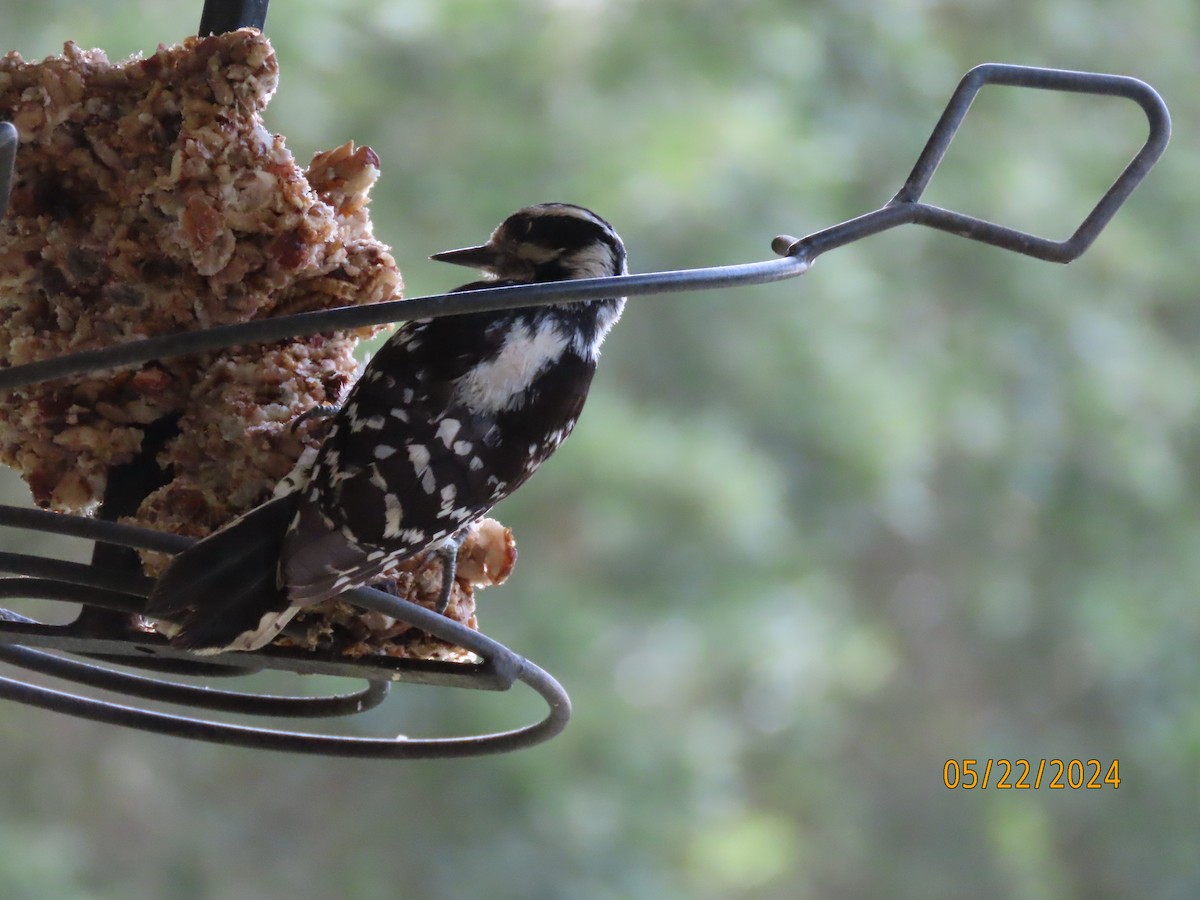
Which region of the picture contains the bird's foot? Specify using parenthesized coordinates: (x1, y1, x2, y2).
(290, 403, 341, 433)
(432, 530, 468, 614)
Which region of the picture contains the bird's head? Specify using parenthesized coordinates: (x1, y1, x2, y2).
(431, 203, 627, 283)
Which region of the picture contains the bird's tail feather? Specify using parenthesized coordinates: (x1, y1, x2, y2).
(145, 494, 300, 652)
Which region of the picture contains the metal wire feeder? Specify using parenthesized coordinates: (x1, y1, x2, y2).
(0, 10, 1172, 759)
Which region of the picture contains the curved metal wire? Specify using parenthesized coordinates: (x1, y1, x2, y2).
(0, 60, 1171, 755)
(0, 508, 571, 757)
(0, 614, 391, 719)
(0, 619, 571, 759)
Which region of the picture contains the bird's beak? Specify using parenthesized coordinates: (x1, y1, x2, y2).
(430, 242, 500, 270)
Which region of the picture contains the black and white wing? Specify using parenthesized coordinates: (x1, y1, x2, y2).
(279, 290, 596, 606)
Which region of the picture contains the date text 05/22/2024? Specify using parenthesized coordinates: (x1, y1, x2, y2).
(943, 759, 1121, 790)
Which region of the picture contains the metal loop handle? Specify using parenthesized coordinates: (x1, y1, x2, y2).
(774, 64, 1171, 263)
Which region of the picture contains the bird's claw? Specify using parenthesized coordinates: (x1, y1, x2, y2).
(433, 531, 466, 614)
(290, 403, 341, 434)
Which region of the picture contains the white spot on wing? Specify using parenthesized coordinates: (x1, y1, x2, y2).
(383, 493, 404, 538)
(436, 418, 462, 448)
(400, 527, 427, 545)
(408, 444, 430, 469)
(275, 445, 319, 497)
(408, 444, 437, 494)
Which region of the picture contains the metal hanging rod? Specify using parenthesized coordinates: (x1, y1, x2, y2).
(0, 64, 1170, 394)
(198, 0, 268, 36)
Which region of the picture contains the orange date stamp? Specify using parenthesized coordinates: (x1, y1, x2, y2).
(943, 758, 1120, 789)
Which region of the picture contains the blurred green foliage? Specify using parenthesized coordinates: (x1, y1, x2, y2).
(1, 0, 1198, 897)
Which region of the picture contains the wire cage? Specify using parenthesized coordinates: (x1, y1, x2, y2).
(0, 0, 1171, 757)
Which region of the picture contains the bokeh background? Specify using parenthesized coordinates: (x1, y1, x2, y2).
(2, 1, 1198, 897)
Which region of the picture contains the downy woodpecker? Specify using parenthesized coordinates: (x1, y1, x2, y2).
(147, 203, 627, 651)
